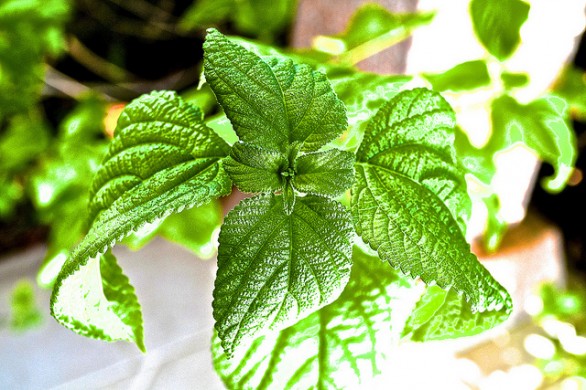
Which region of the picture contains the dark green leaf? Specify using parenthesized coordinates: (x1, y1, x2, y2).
(213, 247, 418, 389)
(214, 194, 353, 357)
(203, 29, 347, 153)
(51, 91, 232, 348)
(352, 88, 512, 317)
(424, 60, 491, 92)
(470, 0, 530, 60)
(489, 94, 577, 193)
(224, 142, 287, 193)
(293, 148, 355, 197)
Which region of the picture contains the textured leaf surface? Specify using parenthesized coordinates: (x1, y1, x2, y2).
(352, 88, 512, 316)
(52, 251, 144, 350)
(51, 91, 232, 347)
(213, 247, 419, 389)
(293, 149, 355, 197)
(402, 285, 511, 341)
(470, 0, 529, 60)
(224, 142, 286, 193)
(489, 94, 577, 193)
(214, 194, 353, 357)
(204, 28, 347, 153)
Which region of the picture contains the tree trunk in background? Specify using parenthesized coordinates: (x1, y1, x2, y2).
(291, 0, 418, 74)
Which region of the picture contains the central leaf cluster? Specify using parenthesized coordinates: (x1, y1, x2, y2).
(204, 28, 356, 356)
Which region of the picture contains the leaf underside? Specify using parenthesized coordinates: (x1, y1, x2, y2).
(213, 247, 418, 390)
(352, 88, 512, 316)
(51, 90, 232, 348)
(214, 194, 353, 357)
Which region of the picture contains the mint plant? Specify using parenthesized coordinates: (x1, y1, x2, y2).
(50, 29, 513, 387)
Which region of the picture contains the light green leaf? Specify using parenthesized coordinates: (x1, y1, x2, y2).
(329, 71, 411, 151)
(553, 66, 586, 120)
(352, 88, 512, 316)
(224, 142, 287, 193)
(293, 148, 355, 197)
(214, 194, 353, 357)
(319, 4, 434, 65)
(424, 60, 491, 92)
(0, 110, 51, 172)
(51, 251, 145, 351)
(51, 90, 232, 348)
(213, 247, 418, 389)
(403, 285, 510, 341)
(203, 28, 347, 153)
(10, 279, 43, 332)
(489, 94, 577, 193)
(454, 126, 495, 186)
(122, 201, 223, 260)
(470, 0, 529, 60)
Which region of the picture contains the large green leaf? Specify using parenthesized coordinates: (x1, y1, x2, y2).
(489, 94, 577, 193)
(213, 247, 419, 389)
(554, 66, 586, 119)
(51, 91, 232, 348)
(352, 88, 512, 316)
(203, 28, 347, 153)
(214, 194, 353, 357)
(469, 0, 530, 60)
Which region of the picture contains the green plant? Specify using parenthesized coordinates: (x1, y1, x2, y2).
(0, 0, 581, 387)
(50, 28, 513, 387)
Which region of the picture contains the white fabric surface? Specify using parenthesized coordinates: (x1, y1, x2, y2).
(0, 239, 225, 389)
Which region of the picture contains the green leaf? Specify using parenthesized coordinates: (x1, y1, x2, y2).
(122, 201, 223, 260)
(403, 285, 511, 341)
(10, 279, 43, 332)
(178, 0, 235, 30)
(424, 60, 491, 92)
(51, 90, 232, 348)
(501, 72, 529, 90)
(317, 4, 434, 65)
(293, 148, 355, 197)
(470, 0, 530, 60)
(214, 194, 353, 357)
(352, 88, 512, 316)
(203, 28, 347, 153)
(224, 142, 287, 193)
(213, 247, 419, 389)
(0, 0, 69, 118)
(453, 126, 495, 186)
(0, 110, 51, 172)
(554, 66, 586, 120)
(232, 0, 297, 41)
(51, 251, 145, 351)
(489, 94, 577, 193)
(329, 71, 411, 151)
